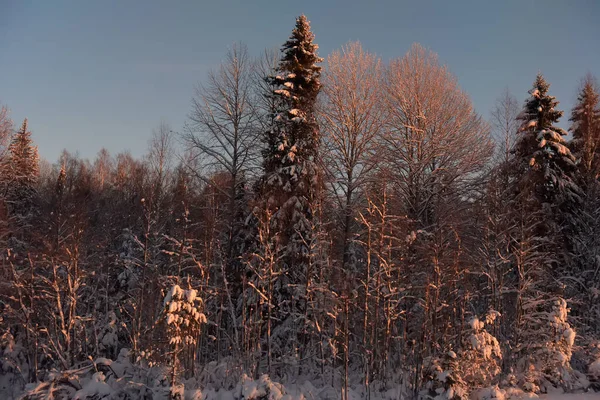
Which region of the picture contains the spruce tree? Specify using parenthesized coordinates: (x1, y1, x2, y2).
(260, 15, 322, 276)
(513, 74, 582, 222)
(5, 119, 39, 185)
(509, 75, 584, 391)
(570, 75, 600, 181)
(3, 118, 39, 227)
(568, 76, 600, 337)
(257, 14, 322, 366)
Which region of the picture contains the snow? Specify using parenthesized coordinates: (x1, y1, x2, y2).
(73, 372, 112, 399)
(437, 370, 451, 382)
(472, 385, 506, 400)
(564, 328, 576, 347)
(590, 359, 600, 379)
(470, 316, 485, 331)
(12, 351, 600, 400)
(186, 289, 198, 303)
(275, 89, 292, 97)
(541, 394, 600, 400)
(163, 284, 206, 350)
(94, 357, 112, 366)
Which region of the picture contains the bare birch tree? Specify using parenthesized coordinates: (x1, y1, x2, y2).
(320, 41, 385, 272)
(0, 104, 12, 159)
(384, 43, 493, 228)
(184, 46, 259, 361)
(147, 121, 175, 226)
(491, 88, 519, 164)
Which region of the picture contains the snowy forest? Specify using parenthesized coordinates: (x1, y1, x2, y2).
(1, 14, 600, 400)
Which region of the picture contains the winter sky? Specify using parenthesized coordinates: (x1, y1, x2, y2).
(0, 0, 599, 162)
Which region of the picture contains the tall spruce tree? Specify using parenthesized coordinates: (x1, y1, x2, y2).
(568, 76, 600, 337)
(260, 15, 322, 275)
(510, 75, 584, 392)
(257, 15, 323, 366)
(570, 75, 600, 181)
(508, 73, 580, 332)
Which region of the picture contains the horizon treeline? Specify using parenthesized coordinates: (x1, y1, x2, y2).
(1, 14, 600, 399)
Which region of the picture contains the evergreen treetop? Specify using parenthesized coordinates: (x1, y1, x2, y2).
(570, 75, 600, 178)
(6, 118, 39, 186)
(262, 15, 323, 178)
(514, 74, 581, 208)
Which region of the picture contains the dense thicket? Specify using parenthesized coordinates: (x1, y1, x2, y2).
(1, 15, 599, 400)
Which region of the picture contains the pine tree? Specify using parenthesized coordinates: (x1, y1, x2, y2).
(570, 75, 600, 181)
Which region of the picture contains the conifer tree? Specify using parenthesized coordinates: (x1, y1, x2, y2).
(260, 16, 322, 277)
(515, 298, 581, 392)
(567, 76, 600, 337)
(509, 75, 584, 391)
(258, 14, 323, 366)
(570, 74, 600, 181)
(512, 74, 582, 234)
(5, 119, 39, 186)
(3, 119, 39, 228)
(515, 74, 581, 206)
(261, 16, 323, 264)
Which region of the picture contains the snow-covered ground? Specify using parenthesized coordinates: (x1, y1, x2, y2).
(542, 394, 600, 400)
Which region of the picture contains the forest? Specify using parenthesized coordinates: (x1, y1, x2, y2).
(1, 14, 600, 400)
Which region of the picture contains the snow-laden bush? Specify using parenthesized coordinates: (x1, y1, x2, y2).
(471, 385, 506, 400)
(471, 385, 540, 400)
(0, 331, 28, 398)
(163, 283, 207, 385)
(19, 352, 168, 399)
(241, 374, 286, 400)
(73, 372, 112, 399)
(196, 357, 245, 390)
(97, 311, 119, 360)
(459, 311, 503, 389)
(421, 310, 502, 400)
(164, 284, 206, 347)
(422, 351, 468, 400)
(590, 357, 600, 390)
(515, 297, 587, 393)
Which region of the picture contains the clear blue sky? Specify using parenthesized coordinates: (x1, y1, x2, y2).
(1, 0, 599, 162)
